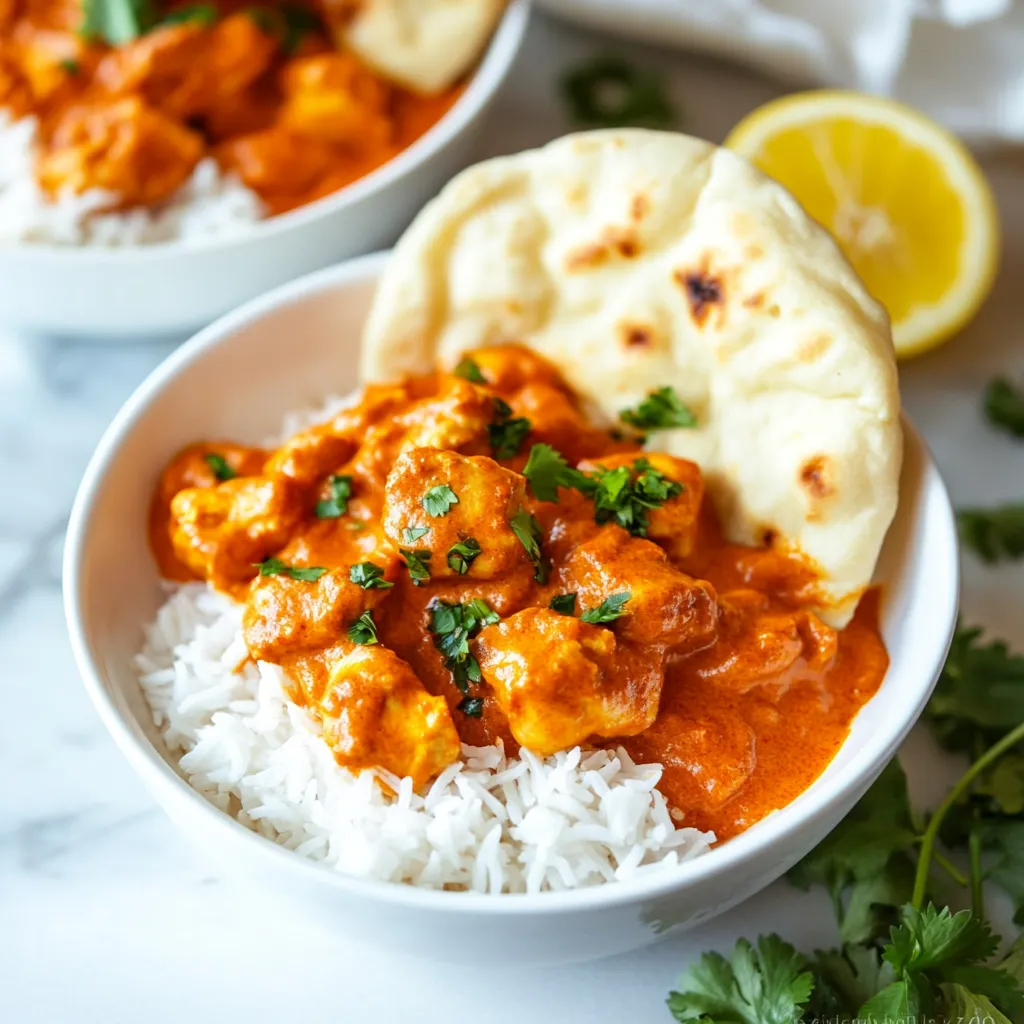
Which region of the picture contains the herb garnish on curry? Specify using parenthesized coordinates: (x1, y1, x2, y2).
(149, 344, 888, 840)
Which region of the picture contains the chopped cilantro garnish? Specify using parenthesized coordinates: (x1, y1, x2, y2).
(447, 538, 482, 575)
(348, 562, 393, 590)
(620, 386, 697, 430)
(453, 358, 486, 384)
(562, 54, 677, 129)
(428, 599, 499, 692)
(316, 475, 352, 519)
(347, 609, 378, 645)
(422, 485, 459, 518)
(457, 696, 484, 718)
(255, 558, 326, 582)
(510, 509, 549, 583)
(580, 591, 630, 624)
(59, 58, 82, 75)
(403, 526, 430, 544)
(958, 504, 1024, 563)
(487, 398, 532, 461)
(522, 443, 592, 502)
(245, 3, 319, 53)
(399, 548, 432, 585)
(985, 377, 1024, 438)
(589, 458, 683, 536)
(204, 452, 237, 481)
(549, 593, 577, 615)
(158, 2, 217, 26)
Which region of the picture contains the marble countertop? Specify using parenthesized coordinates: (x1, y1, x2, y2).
(2, 12, 1023, 1023)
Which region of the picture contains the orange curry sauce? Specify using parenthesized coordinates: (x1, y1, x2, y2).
(0, 1, 463, 215)
(149, 344, 888, 842)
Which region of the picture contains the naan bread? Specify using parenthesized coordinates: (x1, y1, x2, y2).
(361, 130, 902, 626)
(338, 0, 505, 95)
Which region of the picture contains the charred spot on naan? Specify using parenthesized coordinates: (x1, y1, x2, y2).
(800, 456, 835, 513)
(630, 193, 650, 222)
(565, 226, 641, 272)
(675, 265, 724, 327)
(619, 321, 657, 349)
(797, 335, 833, 364)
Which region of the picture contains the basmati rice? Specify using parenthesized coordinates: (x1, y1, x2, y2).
(0, 113, 265, 247)
(135, 583, 716, 893)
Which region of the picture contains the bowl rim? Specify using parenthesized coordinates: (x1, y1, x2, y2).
(3, 0, 530, 265)
(64, 251, 961, 914)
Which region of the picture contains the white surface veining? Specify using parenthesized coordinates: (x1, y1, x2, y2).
(1, 12, 1023, 1023)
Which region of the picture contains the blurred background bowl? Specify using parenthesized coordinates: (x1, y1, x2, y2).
(0, 0, 529, 341)
(63, 252, 960, 966)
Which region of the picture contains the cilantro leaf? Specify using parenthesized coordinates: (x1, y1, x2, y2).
(509, 510, 549, 583)
(457, 696, 484, 717)
(246, 3, 319, 53)
(347, 609, 378, 645)
(667, 935, 814, 1024)
(549, 593, 577, 615)
(399, 548, 431, 585)
(985, 377, 1024, 438)
(447, 538, 481, 575)
(926, 623, 1024, 755)
(403, 526, 430, 544)
(788, 758, 919, 944)
(348, 562, 393, 590)
(422, 485, 459, 518)
(158, 2, 217, 26)
(941, 983, 1015, 1024)
(428, 599, 499, 691)
(80, 0, 155, 43)
(453, 357, 486, 384)
(487, 398, 531, 461)
(204, 452, 237, 481)
(589, 458, 684, 537)
(255, 558, 326, 582)
(883, 905, 998, 974)
(620, 387, 697, 430)
(522, 443, 593, 502)
(316, 474, 352, 519)
(808, 946, 893, 1018)
(958, 504, 1024, 562)
(857, 976, 927, 1024)
(60, 57, 81, 75)
(580, 591, 630, 625)
(562, 54, 677, 130)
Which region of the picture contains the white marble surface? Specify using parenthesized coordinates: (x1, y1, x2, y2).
(1, 11, 1023, 1023)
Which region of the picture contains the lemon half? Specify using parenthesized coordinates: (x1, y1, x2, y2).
(724, 90, 1000, 359)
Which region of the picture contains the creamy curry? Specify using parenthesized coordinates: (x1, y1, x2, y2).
(149, 345, 888, 840)
(0, 1, 463, 214)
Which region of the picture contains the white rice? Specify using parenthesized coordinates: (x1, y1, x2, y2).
(135, 584, 716, 893)
(0, 112, 265, 246)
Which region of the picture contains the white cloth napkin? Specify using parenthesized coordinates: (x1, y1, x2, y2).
(537, 0, 1024, 143)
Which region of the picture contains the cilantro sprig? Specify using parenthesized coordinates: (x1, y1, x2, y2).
(255, 558, 326, 582)
(428, 599, 500, 693)
(985, 377, 1024, 438)
(447, 538, 481, 575)
(422, 485, 459, 518)
(580, 592, 630, 625)
(399, 547, 432, 585)
(204, 452, 237, 482)
(316, 474, 352, 519)
(958, 504, 1024, 563)
(488, 398, 531, 461)
(620, 387, 697, 431)
(453, 358, 486, 384)
(348, 562, 392, 590)
(562, 54, 677, 129)
(510, 510, 549, 583)
(347, 609, 378, 645)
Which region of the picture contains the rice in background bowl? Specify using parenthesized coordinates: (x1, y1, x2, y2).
(64, 254, 959, 965)
(0, 0, 529, 337)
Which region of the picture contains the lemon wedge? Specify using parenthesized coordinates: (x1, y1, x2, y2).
(724, 90, 1000, 358)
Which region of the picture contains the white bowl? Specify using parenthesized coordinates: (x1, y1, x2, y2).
(64, 252, 960, 966)
(0, 2, 529, 339)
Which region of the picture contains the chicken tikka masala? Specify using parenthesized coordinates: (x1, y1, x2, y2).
(0, 0, 469, 215)
(150, 344, 888, 840)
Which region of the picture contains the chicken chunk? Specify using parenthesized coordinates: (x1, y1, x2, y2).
(278, 52, 392, 149)
(578, 452, 705, 560)
(458, 344, 574, 398)
(95, 16, 275, 120)
(214, 125, 338, 208)
(319, 644, 460, 786)
(476, 608, 664, 755)
(0, 49, 34, 118)
(38, 98, 203, 205)
(156, 442, 269, 508)
(562, 527, 718, 652)
(687, 589, 838, 691)
(169, 476, 304, 591)
(244, 554, 396, 662)
(382, 448, 531, 579)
